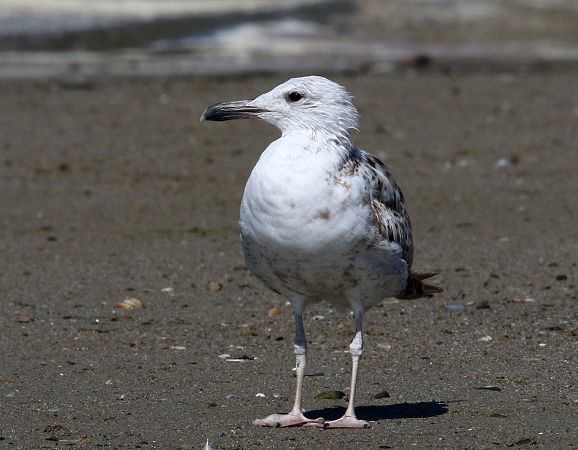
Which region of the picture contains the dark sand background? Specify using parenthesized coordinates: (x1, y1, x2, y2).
(0, 70, 577, 449)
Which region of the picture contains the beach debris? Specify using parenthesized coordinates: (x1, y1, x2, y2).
(494, 156, 518, 169)
(314, 390, 346, 400)
(291, 368, 324, 377)
(207, 281, 223, 293)
(479, 335, 493, 342)
(16, 315, 33, 323)
(115, 298, 144, 310)
(204, 439, 217, 450)
(161, 287, 174, 294)
(476, 301, 491, 310)
(377, 342, 392, 351)
(169, 345, 186, 351)
(226, 355, 255, 362)
(374, 390, 390, 399)
(475, 385, 502, 392)
(256, 393, 266, 397)
(305, 371, 325, 377)
(312, 315, 326, 321)
(489, 412, 508, 418)
(446, 303, 466, 312)
(225, 393, 236, 399)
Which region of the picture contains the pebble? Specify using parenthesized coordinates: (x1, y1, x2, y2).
(267, 306, 281, 317)
(207, 281, 223, 293)
(314, 390, 346, 400)
(16, 315, 33, 323)
(479, 335, 493, 342)
(374, 390, 390, 399)
(475, 385, 502, 391)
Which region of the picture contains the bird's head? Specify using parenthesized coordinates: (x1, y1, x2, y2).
(201, 76, 359, 144)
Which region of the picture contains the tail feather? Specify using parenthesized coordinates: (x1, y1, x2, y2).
(412, 271, 438, 281)
(397, 271, 443, 300)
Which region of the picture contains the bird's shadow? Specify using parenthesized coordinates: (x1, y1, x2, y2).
(306, 401, 449, 422)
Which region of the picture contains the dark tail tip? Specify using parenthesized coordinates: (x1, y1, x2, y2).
(397, 271, 443, 300)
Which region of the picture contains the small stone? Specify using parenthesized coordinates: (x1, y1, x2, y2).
(207, 281, 223, 293)
(476, 301, 491, 310)
(374, 390, 390, 399)
(267, 307, 281, 317)
(16, 315, 33, 323)
(479, 335, 493, 342)
(555, 274, 567, 281)
(314, 390, 346, 400)
(508, 438, 537, 447)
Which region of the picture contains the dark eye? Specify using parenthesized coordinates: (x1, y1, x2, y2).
(286, 91, 304, 103)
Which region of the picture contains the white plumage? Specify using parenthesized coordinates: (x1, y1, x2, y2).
(201, 76, 440, 428)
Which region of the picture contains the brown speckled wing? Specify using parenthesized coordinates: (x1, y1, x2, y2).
(347, 148, 414, 267)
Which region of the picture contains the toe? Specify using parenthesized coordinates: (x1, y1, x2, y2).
(325, 415, 370, 428)
(254, 413, 324, 428)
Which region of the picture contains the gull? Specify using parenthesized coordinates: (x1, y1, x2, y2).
(201, 76, 441, 428)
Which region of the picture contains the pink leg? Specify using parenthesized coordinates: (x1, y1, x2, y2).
(326, 311, 370, 429)
(254, 307, 324, 428)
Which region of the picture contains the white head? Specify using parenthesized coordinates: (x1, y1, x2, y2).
(201, 76, 359, 146)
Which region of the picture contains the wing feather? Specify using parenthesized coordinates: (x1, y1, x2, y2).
(345, 148, 414, 267)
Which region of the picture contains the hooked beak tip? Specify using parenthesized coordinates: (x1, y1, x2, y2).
(200, 100, 267, 122)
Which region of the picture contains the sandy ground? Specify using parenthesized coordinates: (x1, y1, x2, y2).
(0, 70, 577, 449)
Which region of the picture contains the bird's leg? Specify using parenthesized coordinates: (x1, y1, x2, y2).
(326, 310, 370, 428)
(254, 308, 324, 428)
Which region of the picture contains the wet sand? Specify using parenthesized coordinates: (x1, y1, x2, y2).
(0, 70, 577, 449)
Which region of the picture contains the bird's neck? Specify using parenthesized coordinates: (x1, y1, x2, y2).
(281, 128, 352, 154)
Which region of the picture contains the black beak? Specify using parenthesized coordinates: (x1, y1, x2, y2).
(200, 100, 268, 122)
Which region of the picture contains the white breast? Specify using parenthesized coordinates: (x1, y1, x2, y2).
(240, 134, 407, 307)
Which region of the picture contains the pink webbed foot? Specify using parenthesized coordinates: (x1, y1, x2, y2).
(254, 412, 325, 428)
(325, 415, 370, 428)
